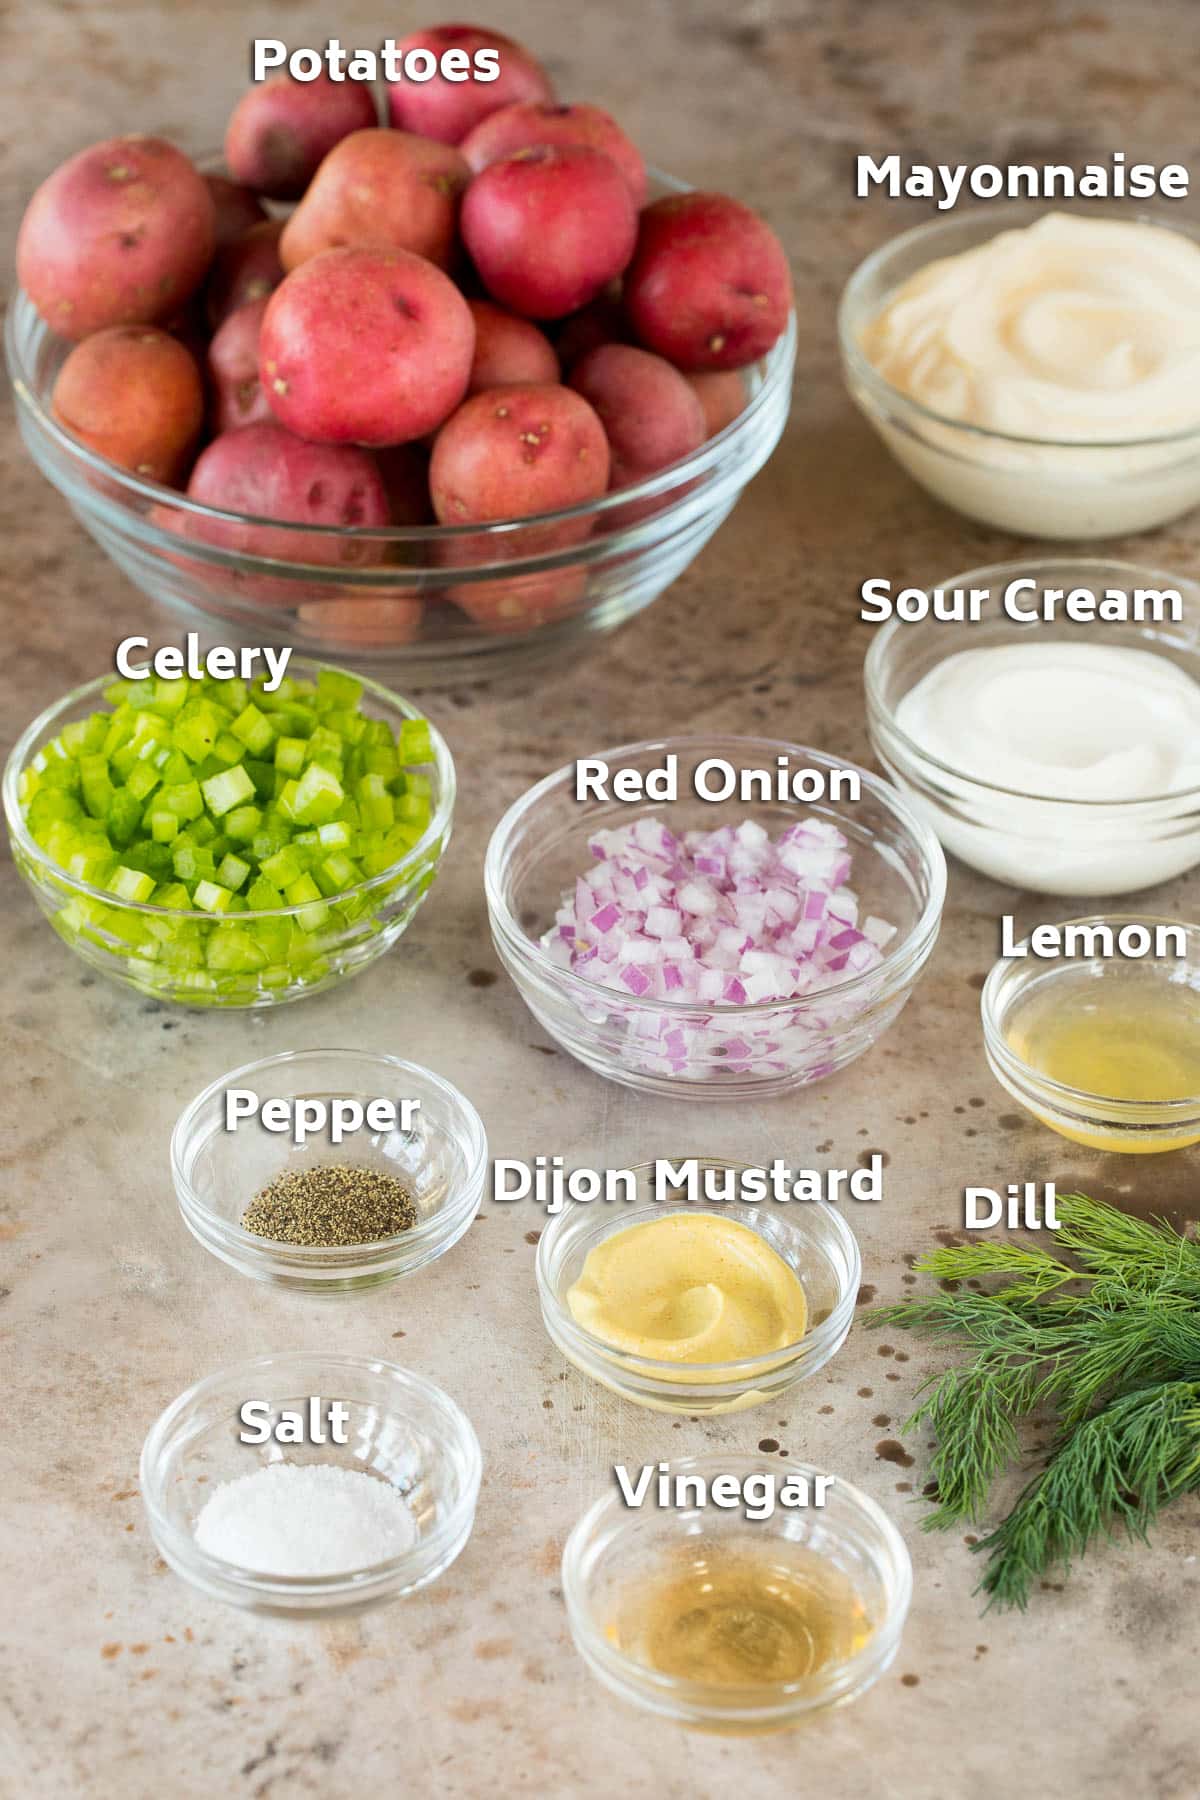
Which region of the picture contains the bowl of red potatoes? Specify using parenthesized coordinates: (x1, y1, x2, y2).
(7, 22, 795, 682)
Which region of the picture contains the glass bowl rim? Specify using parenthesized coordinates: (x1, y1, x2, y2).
(838, 199, 1200, 452)
(139, 1350, 483, 1595)
(484, 734, 947, 1019)
(864, 555, 1200, 809)
(171, 1047, 489, 1263)
(981, 912, 1200, 1117)
(560, 1451, 913, 1707)
(535, 1168, 861, 1378)
(3, 658, 455, 922)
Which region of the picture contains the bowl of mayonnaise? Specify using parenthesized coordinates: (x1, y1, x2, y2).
(840, 203, 1200, 538)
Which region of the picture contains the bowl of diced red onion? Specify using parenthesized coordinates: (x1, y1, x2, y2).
(483, 737, 947, 1098)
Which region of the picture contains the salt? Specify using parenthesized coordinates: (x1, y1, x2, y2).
(193, 1462, 418, 1576)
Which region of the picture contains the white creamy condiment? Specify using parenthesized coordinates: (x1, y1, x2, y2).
(890, 643, 1200, 893)
(862, 213, 1200, 442)
(855, 214, 1200, 537)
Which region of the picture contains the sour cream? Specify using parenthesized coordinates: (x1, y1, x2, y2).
(886, 643, 1200, 894)
(853, 213, 1200, 537)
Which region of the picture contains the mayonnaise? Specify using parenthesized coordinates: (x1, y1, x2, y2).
(888, 642, 1200, 893)
(566, 1214, 807, 1363)
(861, 213, 1200, 442)
(852, 213, 1200, 537)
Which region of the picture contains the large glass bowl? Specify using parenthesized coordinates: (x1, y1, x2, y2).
(4, 659, 454, 1008)
(483, 736, 946, 1098)
(6, 172, 796, 686)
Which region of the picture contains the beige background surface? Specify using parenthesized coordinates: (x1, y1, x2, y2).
(2, 3, 1198, 1796)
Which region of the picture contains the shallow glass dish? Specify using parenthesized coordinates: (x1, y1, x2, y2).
(562, 1454, 912, 1732)
(140, 1352, 482, 1617)
(3, 658, 453, 1008)
(981, 915, 1200, 1153)
(172, 1049, 487, 1291)
(865, 558, 1200, 896)
(6, 171, 795, 687)
(536, 1166, 860, 1413)
(839, 202, 1200, 538)
(484, 736, 945, 1098)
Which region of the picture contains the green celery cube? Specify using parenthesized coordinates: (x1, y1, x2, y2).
(150, 810, 180, 844)
(109, 865, 156, 904)
(275, 736, 307, 776)
(292, 762, 344, 825)
(231, 704, 275, 755)
(224, 804, 263, 843)
(399, 719, 433, 765)
(201, 764, 255, 817)
(193, 879, 232, 914)
(216, 853, 250, 892)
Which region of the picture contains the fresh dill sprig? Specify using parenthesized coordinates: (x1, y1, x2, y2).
(866, 1193, 1200, 1607)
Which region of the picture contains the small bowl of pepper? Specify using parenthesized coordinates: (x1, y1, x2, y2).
(172, 1048, 488, 1293)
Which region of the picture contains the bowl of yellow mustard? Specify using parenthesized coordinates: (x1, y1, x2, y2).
(535, 1161, 860, 1414)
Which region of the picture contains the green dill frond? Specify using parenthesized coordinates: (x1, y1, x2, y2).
(977, 1380, 1200, 1610)
(1052, 1193, 1200, 1293)
(914, 1239, 1078, 1302)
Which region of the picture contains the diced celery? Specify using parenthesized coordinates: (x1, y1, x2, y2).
(201, 765, 255, 817)
(317, 820, 352, 851)
(151, 676, 190, 715)
(285, 873, 330, 932)
(210, 676, 249, 714)
(150, 809, 180, 844)
(292, 762, 344, 825)
(317, 668, 364, 709)
(231, 704, 275, 755)
(190, 814, 218, 845)
(316, 851, 361, 896)
(162, 780, 204, 822)
(125, 760, 161, 803)
(275, 736, 307, 776)
(205, 928, 267, 973)
(109, 865, 156, 903)
(224, 804, 262, 843)
(80, 754, 114, 819)
(260, 844, 305, 888)
(193, 879, 232, 914)
(244, 758, 276, 800)
(276, 778, 302, 822)
(246, 877, 284, 911)
(212, 732, 245, 767)
(399, 719, 433, 765)
(108, 789, 144, 847)
(356, 772, 394, 830)
(172, 843, 216, 882)
(174, 703, 223, 763)
(216, 852, 250, 892)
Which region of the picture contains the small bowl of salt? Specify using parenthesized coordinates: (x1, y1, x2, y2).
(140, 1353, 482, 1616)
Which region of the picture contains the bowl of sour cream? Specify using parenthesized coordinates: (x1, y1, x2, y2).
(840, 204, 1200, 538)
(864, 558, 1200, 896)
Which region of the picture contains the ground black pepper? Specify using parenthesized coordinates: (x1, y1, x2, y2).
(241, 1164, 418, 1246)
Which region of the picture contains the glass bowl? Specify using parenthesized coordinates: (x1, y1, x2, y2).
(981, 914, 1200, 1153)
(562, 1454, 912, 1732)
(3, 658, 454, 1008)
(140, 1352, 482, 1616)
(536, 1165, 860, 1413)
(839, 202, 1200, 538)
(864, 557, 1200, 896)
(483, 736, 946, 1098)
(172, 1049, 488, 1291)
(6, 171, 796, 687)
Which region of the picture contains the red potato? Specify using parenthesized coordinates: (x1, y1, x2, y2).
(462, 146, 637, 320)
(206, 220, 284, 328)
(462, 102, 647, 206)
(17, 136, 215, 341)
(207, 297, 273, 434)
(52, 325, 204, 484)
(467, 300, 558, 393)
(280, 129, 469, 273)
(260, 247, 475, 447)
(185, 421, 390, 566)
(624, 192, 793, 371)
(687, 369, 747, 438)
(224, 73, 377, 200)
(386, 24, 554, 145)
(298, 595, 425, 645)
(204, 174, 268, 246)
(453, 566, 587, 633)
(554, 288, 628, 370)
(569, 343, 705, 490)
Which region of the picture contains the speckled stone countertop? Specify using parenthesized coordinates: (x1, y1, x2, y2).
(3, 4, 1199, 1797)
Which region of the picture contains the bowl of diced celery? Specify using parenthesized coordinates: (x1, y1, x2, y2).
(4, 660, 454, 1008)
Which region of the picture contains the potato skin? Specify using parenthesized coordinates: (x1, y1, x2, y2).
(462, 145, 637, 321)
(554, 288, 628, 371)
(686, 369, 747, 438)
(224, 73, 378, 200)
(569, 343, 705, 490)
(204, 174, 268, 247)
(280, 129, 469, 273)
(17, 136, 216, 341)
(467, 301, 558, 394)
(430, 383, 609, 539)
(386, 25, 554, 145)
(207, 297, 273, 435)
(259, 247, 475, 447)
(52, 325, 204, 484)
(462, 102, 647, 205)
(624, 192, 793, 371)
(206, 220, 284, 329)
(185, 421, 390, 566)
